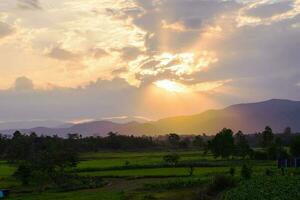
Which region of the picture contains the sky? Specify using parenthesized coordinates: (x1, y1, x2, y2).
(0, 0, 299, 124)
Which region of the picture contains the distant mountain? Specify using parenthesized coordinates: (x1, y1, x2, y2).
(1, 99, 300, 136)
(152, 99, 300, 134)
(0, 120, 68, 130)
(101, 116, 150, 124)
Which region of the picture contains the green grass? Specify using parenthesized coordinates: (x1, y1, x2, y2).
(0, 161, 15, 178)
(0, 151, 281, 200)
(78, 151, 213, 170)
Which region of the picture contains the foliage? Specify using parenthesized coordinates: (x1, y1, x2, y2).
(168, 133, 181, 148)
(224, 176, 300, 200)
(290, 136, 300, 157)
(261, 126, 274, 148)
(234, 131, 251, 158)
(193, 136, 204, 149)
(210, 128, 235, 158)
(7, 132, 79, 189)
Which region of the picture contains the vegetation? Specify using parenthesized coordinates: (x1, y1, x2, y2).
(0, 126, 300, 200)
(224, 176, 300, 200)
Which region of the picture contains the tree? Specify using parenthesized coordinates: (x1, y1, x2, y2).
(193, 136, 204, 149)
(267, 136, 284, 160)
(168, 133, 180, 148)
(234, 131, 251, 158)
(261, 126, 274, 148)
(179, 138, 190, 149)
(284, 127, 292, 135)
(290, 136, 300, 157)
(210, 128, 234, 158)
(6, 132, 79, 187)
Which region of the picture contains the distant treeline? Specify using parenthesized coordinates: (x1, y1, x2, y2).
(0, 126, 299, 155)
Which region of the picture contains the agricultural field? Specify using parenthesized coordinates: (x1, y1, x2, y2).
(0, 150, 288, 200)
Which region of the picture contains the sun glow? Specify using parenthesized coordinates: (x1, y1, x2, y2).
(154, 80, 186, 93)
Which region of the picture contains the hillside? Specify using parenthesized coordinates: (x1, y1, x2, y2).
(2, 99, 300, 136)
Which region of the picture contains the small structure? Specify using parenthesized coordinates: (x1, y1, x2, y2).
(278, 157, 300, 168)
(0, 189, 9, 199)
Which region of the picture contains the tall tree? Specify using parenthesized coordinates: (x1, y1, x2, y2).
(284, 127, 292, 135)
(193, 135, 204, 149)
(261, 126, 274, 148)
(290, 136, 300, 157)
(168, 133, 180, 148)
(234, 131, 251, 158)
(210, 128, 234, 158)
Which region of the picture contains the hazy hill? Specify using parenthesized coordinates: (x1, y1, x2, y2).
(153, 99, 300, 134)
(1, 99, 300, 136)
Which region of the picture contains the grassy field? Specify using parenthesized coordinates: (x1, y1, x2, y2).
(0, 150, 291, 200)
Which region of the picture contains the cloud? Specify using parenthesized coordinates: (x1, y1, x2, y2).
(111, 67, 128, 76)
(0, 22, 14, 39)
(14, 76, 34, 91)
(246, 1, 294, 18)
(90, 48, 109, 58)
(117, 46, 144, 61)
(17, 0, 42, 10)
(0, 0, 300, 122)
(46, 46, 77, 61)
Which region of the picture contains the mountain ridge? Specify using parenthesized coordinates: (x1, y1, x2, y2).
(2, 99, 300, 136)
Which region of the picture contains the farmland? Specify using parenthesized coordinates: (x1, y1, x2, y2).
(1, 128, 300, 200)
(0, 150, 283, 200)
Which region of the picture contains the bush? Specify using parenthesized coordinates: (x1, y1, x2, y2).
(241, 164, 252, 179)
